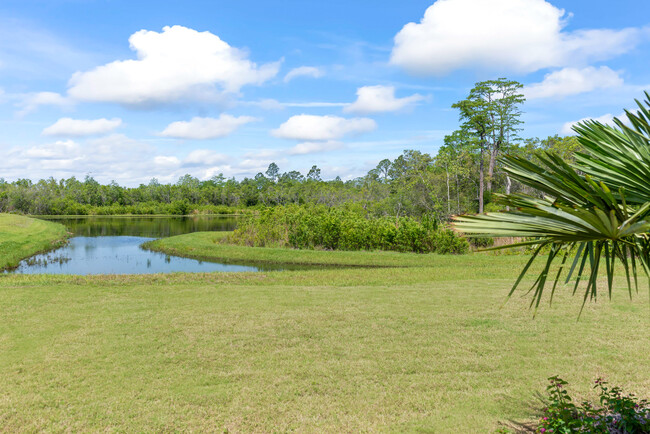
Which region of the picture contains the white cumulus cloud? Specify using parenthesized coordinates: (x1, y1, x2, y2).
(17, 91, 71, 116)
(271, 114, 376, 141)
(390, 0, 644, 75)
(344, 85, 424, 114)
(183, 149, 229, 166)
(159, 114, 256, 140)
(154, 155, 181, 167)
(42, 117, 122, 137)
(24, 139, 81, 160)
(283, 66, 324, 82)
(3, 134, 156, 184)
(289, 140, 343, 155)
(525, 66, 624, 99)
(68, 25, 280, 105)
(561, 113, 622, 135)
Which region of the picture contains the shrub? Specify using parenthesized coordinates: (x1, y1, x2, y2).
(228, 204, 469, 254)
(537, 376, 650, 433)
(471, 236, 495, 249)
(430, 229, 470, 254)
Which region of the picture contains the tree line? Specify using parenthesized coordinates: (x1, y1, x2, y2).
(0, 78, 581, 218)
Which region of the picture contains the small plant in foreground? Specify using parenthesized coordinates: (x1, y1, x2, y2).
(537, 376, 650, 433)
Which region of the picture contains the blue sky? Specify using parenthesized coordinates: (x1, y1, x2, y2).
(1, 0, 649, 185)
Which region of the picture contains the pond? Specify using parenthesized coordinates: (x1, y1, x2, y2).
(43, 215, 238, 237)
(8, 215, 273, 275)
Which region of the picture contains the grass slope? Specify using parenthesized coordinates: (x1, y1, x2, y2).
(145, 231, 486, 268)
(1, 231, 649, 431)
(0, 214, 68, 271)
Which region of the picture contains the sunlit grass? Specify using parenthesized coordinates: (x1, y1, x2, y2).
(145, 231, 501, 268)
(0, 214, 68, 271)
(1, 227, 649, 431)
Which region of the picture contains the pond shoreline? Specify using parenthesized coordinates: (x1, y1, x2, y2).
(7, 215, 249, 275)
(141, 237, 376, 270)
(0, 214, 70, 272)
(143, 231, 457, 269)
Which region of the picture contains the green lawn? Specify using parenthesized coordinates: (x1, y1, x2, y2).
(144, 231, 517, 269)
(1, 228, 649, 432)
(0, 214, 68, 271)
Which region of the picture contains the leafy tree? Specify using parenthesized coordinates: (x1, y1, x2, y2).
(307, 165, 322, 181)
(452, 78, 524, 212)
(388, 150, 437, 217)
(454, 93, 650, 314)
(280, 170, 303, 182)
(484, 78, 525, 192)
(437, 130, 475, 215)
(538, 134, 584, 163)
(375, 159, 392, 182)
(176, 174, 201, 203)
(452, 91, 490, 213)
(265, 162, 280, 182)
(210, 173, 226, 186)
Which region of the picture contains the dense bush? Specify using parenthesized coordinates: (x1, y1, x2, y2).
(470, 236, 495, 249)
(228, 205, 468, 254)
(536, 376, 650, 433)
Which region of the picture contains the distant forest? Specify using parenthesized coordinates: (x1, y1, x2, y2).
(1, 79, 583, 218)
(0, 134, 579, 218)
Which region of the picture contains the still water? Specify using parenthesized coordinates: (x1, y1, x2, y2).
(45, 215, 238, 237)
(9, 215, 267, 275)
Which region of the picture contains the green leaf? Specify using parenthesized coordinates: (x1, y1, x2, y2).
(452, 93, 650, 313)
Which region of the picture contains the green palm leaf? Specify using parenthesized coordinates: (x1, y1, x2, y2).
(453, 93, 650, 312)
(573, 92, 650, 204)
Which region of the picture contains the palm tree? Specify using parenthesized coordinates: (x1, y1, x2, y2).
(453, 93, 650, 314)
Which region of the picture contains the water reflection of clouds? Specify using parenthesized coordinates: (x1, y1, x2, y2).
(8, 216, 306, 275)
(12, 235, 260, 275)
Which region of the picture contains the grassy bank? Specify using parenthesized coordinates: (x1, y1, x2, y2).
(1, 230, 649, 431)
(144, 231, 479, 268)
(0, 214, 68, 271)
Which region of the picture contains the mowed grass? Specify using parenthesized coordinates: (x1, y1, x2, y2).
(1, 230, 649, 431)
(144, 231, 475, 268)
(0, 214, 68, 271)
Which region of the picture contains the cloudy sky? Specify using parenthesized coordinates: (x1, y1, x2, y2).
(1, 0, 649, 185)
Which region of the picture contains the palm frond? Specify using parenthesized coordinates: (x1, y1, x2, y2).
(573, 91, 650, 204)
(452, 93, 650, 311)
